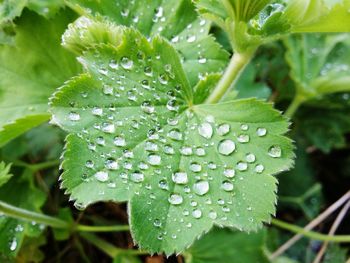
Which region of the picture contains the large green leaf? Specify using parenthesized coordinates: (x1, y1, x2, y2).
(184, 228, 269, 263)
(0, 169, 46, 260)
(284, 33, 350, 99)
(65, 0, 229, 86)
(0, 10, 81, 147)
(49, 25, 294, 254)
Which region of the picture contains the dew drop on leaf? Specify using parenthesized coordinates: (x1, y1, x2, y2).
(223, 168, 235, 178)
(218, 139, 236, 155)
(236, 162, 248, 171)
(168, 193, 183, 205)
(268, 145, 282, 158)
(69, 112, 80, 121)
(158, 179, 168, 190)
(237, 134, 250, 143)
(221, 180, 234, 192)
(153, 219, 162, 227)
(172, 171, 188, 184)
(105, 158, 119, 170)
(257, 127, 267, 137)
(195, 147, 206, 156)
(193, 180, 209, 196)
(147, 154, 161, 166)
(92, 107, 103, 116)
(192, 209, 202, 218)
(9, 238, 17, 251)
(130, 171, 144, 183)
(190, 162, 202, 173)
(217, 123, 230, 136)
(198, 122, 213, 139)
(120, 56, 133, 69)
(114, 136, 126, 147)
(167, 129, 183, 141)
(94, 171, 109, 182)
(246, 153, 256, 163)
(255, 164, 264, 173)
(209, 210, 217, 219)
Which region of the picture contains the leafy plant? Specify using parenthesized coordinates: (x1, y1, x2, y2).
(0, 0, 350, 261)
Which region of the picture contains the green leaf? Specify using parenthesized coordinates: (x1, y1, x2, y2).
(0, 169, 46, 259)
(113, 255, 141, 263)
(284, 33, 350, 99)
(49, 25, 293, 254)
(64, 0, 229, 86)
(184, 228, 269, 263)
(0, 0, 64, 25)
(0, 161, 12, 187)
(0, 9, 81, 147)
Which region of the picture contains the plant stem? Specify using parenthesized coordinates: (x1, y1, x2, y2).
(271, 219, 350, 242)
(285, 94, 306, 118)
(205, 50, 255, 104)
(80, 233, 148, 258)
(0, 200, 129, 233)
(76, 224, 130, 232)
(0, 200, 69, 229)
(13, 160, 60, 172)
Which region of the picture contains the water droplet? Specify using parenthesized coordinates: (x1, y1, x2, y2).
(94, 171, 109, 182)
(120, 56, 133, 69)
(91, 107, 103, 116)
(190, 162, 202, 173)
(192, 209, 202, 218)
(159, 180, 168, 190)
(164, 144, 175, 155)
(246, 153, 256, 163)
(236, 162, 248, 171)
(198, 122, 213, 139)
(195, 147, 206, 156)
(217, 123, 230, 136)
(268, 145, 282, 158)
(103, 85, 113, 95)
(159, 74, 169, 85)
(221, 180, 234, 192)
(193, 180, 209, 196)
(114, 136, 126, 147)
(241, 124, 249, 131)
(224, 168, 235, 178)
(109, 60, 118, 69)
(218, 139, 236, 155)
(168, 193, 183, 205)
(145, 141, 158, 151)
(257, 127, 267, 137)
(69, 112, 80, 121)
(180, 146, 193, 156)
(237, 134, 250, 143)
(147, 154, 161, 166)
(102, 122, 115, 133)
(167, 129, 183, 141)
(130, 171, 144, 183)
(141, 101, 155, 114)
(198, 56, 207, 64)
(9, 238, 17, 251)
(153, 219, 162, 227)
(172, 171, 188, 184)
(209, 210, 217, 219)
(85, 160, 94, 169)
(96, 136, 105, 146)
(255, 164, 264, 173)
(187, 35, 196, 43)
(105, 158, 119, 170)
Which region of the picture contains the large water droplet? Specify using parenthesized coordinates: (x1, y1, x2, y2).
(218, 139, 236, 155)
(168, 193, 183, 205)
(236, 162, 248, 171)
(172, 171, 188, 184)
(69, 112, 80, 121)
(141, 101, 155, 114)
(257, 127, 267, 137)
(190, 162, 202, 173)
(164, 145, 175, 155)
(92, 107, 103, 116)
(114, 136, 126, 147)
(246, 153, 256, 163)
(192, 209, 202, 218)
(105, 158, 119, 170)
(217, 123, 230, 136)
(209, 210, 217, 219)
(255, 164, 264, 173)
(224, 168, 235, 178)
(145, 141, 158, 152)
(94, 171, 109, 182)
(221, 180, 234, 192)
(195, 147, 206, 156)
(268, 146, 282, 158)
(198, 122, 213, 139)
(193, 180, 209, 196)
(102, 122, 115, 133)
(147, 154, 161, 166)
(180, 146, 193, 156)
(9, 238, 17, 251)
(167, 129, 183, 141)
(130, 171, 144, 183)
(120, 56, 133, 69)
(237, 134, 250, 143)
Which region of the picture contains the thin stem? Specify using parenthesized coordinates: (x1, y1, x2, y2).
(269, 190, 350, 260)
(76, 224, 130, 232)
(271, 219, 350, 242)
(285, 94, 306, 118)
(13, 160, 60, 172)
(0, 200, 69, 229)
(205, 50, 255, 104)
(80, 233, 148, 258)
(313, 200, 350, 263)
(0, 200, 129, 233)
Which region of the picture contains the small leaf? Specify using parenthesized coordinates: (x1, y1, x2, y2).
(64, 0, 229, 86)
(184, 228, 269, 263)
(50, 25, 293, 254)
(0, 169, 46, 259)
(284, 33, 350, 99)
(0, 161, 12, 187)
(0, 10, 81, 146)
